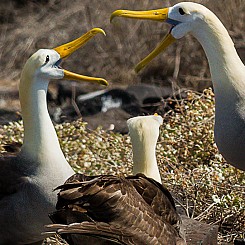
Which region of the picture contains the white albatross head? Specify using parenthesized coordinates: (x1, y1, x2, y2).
(24, 49, 65, 81)
(165, 2, 213, 39)
(110, 2, 221, 72)
(21, 28, 108, 86)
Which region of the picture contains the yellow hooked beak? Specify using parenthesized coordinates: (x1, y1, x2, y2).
(110, 8, 176, 73)
(53, 28, 108, 86)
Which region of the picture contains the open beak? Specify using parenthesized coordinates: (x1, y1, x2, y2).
(110, 8, 176, 73)
(53, 28, 108, 86)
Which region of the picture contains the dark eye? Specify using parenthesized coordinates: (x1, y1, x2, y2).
(45, 55, 50, 63)
(179, 8, 185, 15)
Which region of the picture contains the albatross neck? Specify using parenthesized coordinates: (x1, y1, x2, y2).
(131, 136, 162, 183)
(19, 75, 65, 162)
(193, 15, 245, 101)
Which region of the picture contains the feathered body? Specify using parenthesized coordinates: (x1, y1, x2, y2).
(48, 173, 185, 245)
(47, 115, 185, 245)
(0, 28, 107, 244)
(0, 51, 74, 244)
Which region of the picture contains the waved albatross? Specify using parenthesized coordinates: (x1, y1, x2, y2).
(46, 114, 186, 245)
(111, 2, 245, 171)
(0, 28, 108, 244)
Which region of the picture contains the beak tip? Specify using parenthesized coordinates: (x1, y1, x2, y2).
(91, 28, 106, 36)
(100, 79, 109, 86)
(110, 10, 124, 23)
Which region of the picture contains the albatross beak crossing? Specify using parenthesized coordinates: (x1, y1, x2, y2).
(110, 9, 176, 73)
(54, 28, 108, 86)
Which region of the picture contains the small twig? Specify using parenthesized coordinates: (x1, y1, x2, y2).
(185, 196, 190, 218)
(195, 202, 216, 221)
(86, 127, 108, 142)
(71, 83, 82, 118)
(173, 197, 188, 216)
(173, 43, 182, 80)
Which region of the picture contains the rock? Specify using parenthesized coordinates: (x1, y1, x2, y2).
(181, 215, 218, 245)
(77, 88, 141, 116)
(125, 84, 188, 115)
(126, 84, 173, 103)
(0, 83, 187, 134)
(83, 108, 131, 134)
(52, 88, 141, 127)
(234, 239, 245, 245)
(54, 84, 186, 127)
(0, 109, 21, 125)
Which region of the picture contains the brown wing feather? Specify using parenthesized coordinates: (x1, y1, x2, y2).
(47, 221, 130, 244)
(126, 173, 181, 225)
(49, 174, 185, 245)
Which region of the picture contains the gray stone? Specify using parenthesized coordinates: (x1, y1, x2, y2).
(181, 215, 219, 245)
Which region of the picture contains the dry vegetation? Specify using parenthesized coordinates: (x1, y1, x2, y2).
(0, 0, 245, 244)
(0, 89, 244, 244)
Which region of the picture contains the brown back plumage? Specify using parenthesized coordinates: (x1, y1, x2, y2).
(47, 173, 185, 245)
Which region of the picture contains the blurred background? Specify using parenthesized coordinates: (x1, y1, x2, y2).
(0, 0, 244, 129)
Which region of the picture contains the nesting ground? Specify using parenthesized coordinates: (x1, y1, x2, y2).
(0, 89, 244, 244)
